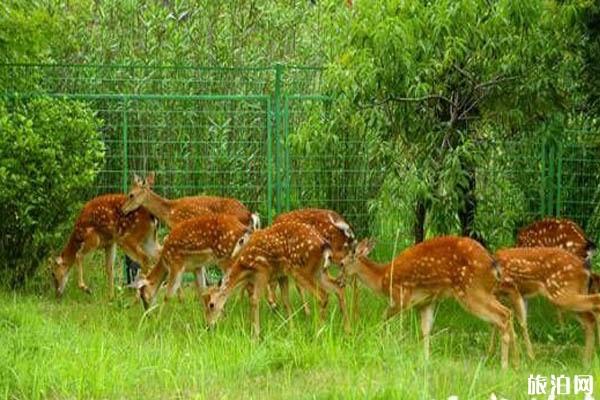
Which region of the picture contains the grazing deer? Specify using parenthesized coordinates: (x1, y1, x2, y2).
(121, 172, 260, 230)
(517, 218, 598, 326)
(273, 208, 356, 317)
(339, 236, 516, 369)
(51, 194, 159, 299)
(492, 247, 600, 363)
(133, 214, 251, 310)
(517, 218, 596, 264)
(203, 222, 346, 337)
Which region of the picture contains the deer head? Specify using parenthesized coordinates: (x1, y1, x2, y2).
(50, 255, 70, 298)
(340, 238, 376, 275)
(122, 172, 155, 214)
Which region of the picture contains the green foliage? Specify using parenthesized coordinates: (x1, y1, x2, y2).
(0, 97, 104, 287)
(324, 0, 592, 240)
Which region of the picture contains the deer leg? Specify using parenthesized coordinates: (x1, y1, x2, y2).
(278, 276, 292, 318)
(164, 269, 184, 302)
(119, 240, 151, 274)
(75, 233, 100, 294)
(575, 311, 596, 365)
(296, 284, 310, 316)
(384, 286, 411, 320)
(250, 272, 268, 339)
(104, 243, 117, 299)
(266, 282, 278, 310)
(319, 273, 350, 333)
(460, 291, 515, 370)
(552, 293, 600, 313)
(351, 276, 360, 322)
(505, 288, 534, 360)
(418, 303, 435, 361)
(290, 271, 328, 322)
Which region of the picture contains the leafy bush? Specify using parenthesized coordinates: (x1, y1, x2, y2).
(0, 97, 104, 287)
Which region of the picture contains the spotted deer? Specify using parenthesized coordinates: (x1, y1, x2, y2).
(517, 218, 596, 264)
(51, 194, 159, 299)
(273, 208, 356, 317)
(339, 236, 516, 369)
(121, 172, 260, 230)
(517, 218, 598, 326)
(492, 247, 600, 363)
(203, 221, 347, 337)
(132, 214, 251, 310)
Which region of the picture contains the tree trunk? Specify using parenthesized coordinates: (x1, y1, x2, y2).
(414, 198, 426, 244)
(458, 162, 486, 246)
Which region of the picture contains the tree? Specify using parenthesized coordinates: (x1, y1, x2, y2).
(324, 0, 589, 244)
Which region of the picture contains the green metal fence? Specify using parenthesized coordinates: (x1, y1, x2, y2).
(1, 63, 599, 258)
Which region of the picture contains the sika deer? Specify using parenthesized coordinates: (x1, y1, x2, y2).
(133, 214, 251, 310)
(340, 236, 516, 369)
(493, 247, 600, 363)
(203, 222, 344, 338)
(517, 218, 598, 326)
(273, 208, 356, 320)
(51, 194, 159, 299)
(517, 218, 596, 264)
(121, 172, 260, 230)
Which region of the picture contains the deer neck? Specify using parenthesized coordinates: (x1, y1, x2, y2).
(354, 256, 390, 295)
(142, 190, 173, 223)
(60, 233, 80, 266)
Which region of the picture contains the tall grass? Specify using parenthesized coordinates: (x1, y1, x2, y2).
(1, 256, 598, 399)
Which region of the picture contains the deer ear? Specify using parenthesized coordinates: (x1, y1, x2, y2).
(133, 173, 143, 186)
(145, 172, 155, 187)
(359, 238, 376, 256)
(128, 278, 148, 289)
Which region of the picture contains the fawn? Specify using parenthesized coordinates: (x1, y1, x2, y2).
(203, 221, 345, 337)
(121, 172, 260, 230)
(51, 194, 159, 299)
(132, 213, 251, 310)
(493, 247, 600, 363)
(339, 236, 516, 369)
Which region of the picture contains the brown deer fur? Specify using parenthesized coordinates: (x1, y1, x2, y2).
(121, 173, 260, 230)
(517, 218, 596, 263)
(493, 247, 600, 363)
(203, 221, 345, 337)
(51, 194, 159, 299)
(135, 214, 251, 310)
(340, 236, 516, 369)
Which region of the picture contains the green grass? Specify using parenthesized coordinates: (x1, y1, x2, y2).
(1, 260, 598, 399)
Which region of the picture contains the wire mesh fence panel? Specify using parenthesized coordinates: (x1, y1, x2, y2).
(559, 131, 600, 243)
(2, 62, 600, 254)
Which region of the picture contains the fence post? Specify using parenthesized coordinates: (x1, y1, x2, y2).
(274, 64, 284, 216)
(266, 98, 273, 224)
(121, 95, 129, 194)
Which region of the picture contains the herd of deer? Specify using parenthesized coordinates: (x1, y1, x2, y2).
(51, 173, 599, 369)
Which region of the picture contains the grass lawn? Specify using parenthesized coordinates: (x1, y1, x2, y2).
(0, 259, 598, 399)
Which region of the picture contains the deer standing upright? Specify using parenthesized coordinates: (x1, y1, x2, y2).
(340, 236, 516, 369)
(51, 194, 159, 299)
(121, 173, 260, 230)
(203, 221, 342, 337)
(134, 214, 251, 310)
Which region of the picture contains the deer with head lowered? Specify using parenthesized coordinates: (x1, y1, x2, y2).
(491, 247, 600, 363)
(121, 172, 260, 230)
(339, 236, 517, 369)
(132, 213, 251, 310)
(272, 208, 356, 324)
(51, 194, 159, 299)
(516, 218, 598, 327)
(203, 221, 343, 338)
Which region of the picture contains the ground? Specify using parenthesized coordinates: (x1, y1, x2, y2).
(0, 257, 598, 399)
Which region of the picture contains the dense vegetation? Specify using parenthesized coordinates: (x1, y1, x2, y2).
(1, 1, 600, 398)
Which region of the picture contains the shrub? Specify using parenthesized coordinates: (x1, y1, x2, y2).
(0, 97, 104, 287)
